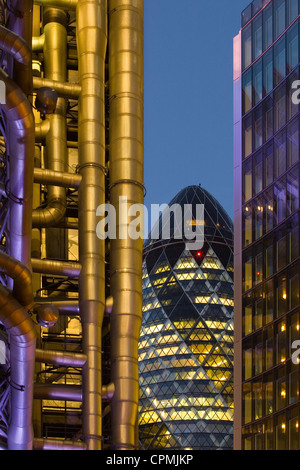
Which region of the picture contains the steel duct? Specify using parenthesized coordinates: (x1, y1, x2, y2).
(77, 0, 107, 450)
(6, 0, 33, 95)
(109, 0, 144, 450)
(0, 68, 35, 270)
(0, 285, 36, 450)
(32, 8, 68, 229)
(0, 250, 34, 309)
(0, 25, 31, 66)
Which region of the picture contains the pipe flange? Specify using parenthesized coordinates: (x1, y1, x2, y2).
(108, 179, 146, 196)
(76, 162, 108, 176)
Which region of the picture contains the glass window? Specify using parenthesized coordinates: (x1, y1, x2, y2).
(253, 381, 263, 420)
(287, 22, 299, 73)
(274, 177, 287, 225)
(265, 143, 274, 187)
(243, 114, 253, 158)
(274, 36, 286, 85)
(254, 288, 263, 328)
(276, 273, 288, 317)
(289, 412, 300, 450)
(265, 418, 274, 449)
(243, 295, 253, 335)
(254, 334, 263, 374)
(274, 84, 286, 133)
(254, 151, 263, 194)
(263, 49, 273, 96)
(254, 197, 264, 240)
(243, 69, 252, 114)
(265, 188, 274, 232)
(274, 0, 286, 39)
(276, 320, 287, 364)
(289, 264, 299, 310)
(264, 376, 274, 416)
(243, 158, 252, 202)
(253, 13, 263, 60)
(242, 5, 252, 28)
(265, 330, 274, 370)
(288, 213, 299, 261)
(254, 106, 263, 149)
(253, 0, 262, 15)
(243, 204, 253, 247)
(244, 252, 253, 292)
(255, 252, 263, 286)
(287, 166, 299, 215)
(266, 238, 274, 278)
(263, 3, 273, 51)
(287, 0, 299, 25)
(276, 228, 287, 271)
(288, 69, 300, 120)
(264, 97, 274, 142)
(276, 413, 287, 450)
(244, 349, 253, 381)
(243, 382, 252, 423)
(287, 118, 299, 168)
(266, 279, 274, 323)
(243, 23, 252, 70)
(253, 59, 263, 105)
(274, 130, 286, 179)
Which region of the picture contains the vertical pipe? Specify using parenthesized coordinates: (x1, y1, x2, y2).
(109, 0, 144, 450)
(6, 0, 33, 95)
(76, 0, 107, 450)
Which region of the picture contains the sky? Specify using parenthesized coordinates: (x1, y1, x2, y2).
(143, 0, 251, 223)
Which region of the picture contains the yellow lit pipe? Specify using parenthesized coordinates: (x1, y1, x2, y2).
(109, 0, 144, 450)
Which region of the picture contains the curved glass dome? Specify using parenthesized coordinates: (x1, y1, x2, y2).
(138, 185, 234, 450)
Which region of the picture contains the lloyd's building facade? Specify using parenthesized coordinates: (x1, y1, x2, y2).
(0, 0, 144, 451)
(234, 0, 300, 450)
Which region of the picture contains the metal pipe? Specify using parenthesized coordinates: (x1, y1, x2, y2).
(33, 76, 81, 99)
(33, 438, 87, 450)
(0, 285, 36, 450)
(0, 68, 35, 270)
(31, 258, 81, 277)
(35, 120, 50, 142)
(34, 384, 82, 401)
(35, 348, 87, 367)
(33, 299, 80, 316)
(34, 168, 82, 189)
(34, 0, 78, 9)
(77, 0, 107, 450)
(0, 25, 31, 65)
(0, 250, 33, 309)
(6, 0, 33, 95)
(32, 34, 45, 52)
(109, 0, 144, 450)
(32, 8, 68, 229)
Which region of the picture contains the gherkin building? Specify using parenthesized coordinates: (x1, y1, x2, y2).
(138, 185, 234, 450)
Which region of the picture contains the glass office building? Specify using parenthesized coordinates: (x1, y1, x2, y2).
(138, 185, 234, 450)
(234, 0, 300, 450)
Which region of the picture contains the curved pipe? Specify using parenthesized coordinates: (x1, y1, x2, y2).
(0, 285, 36, 450)
(0, 68, 35, 269)
(0, 250, 33, 309)
(77, 0, 107, 450)
(6, 0, 33, 95)
(32, 34, 44, 52)
(0, 25, 31, 65)
(109, 0, 144, 450)
(32, 9, 68, 229)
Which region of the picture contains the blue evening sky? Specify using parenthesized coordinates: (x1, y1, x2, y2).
(144, 0, 251, 224)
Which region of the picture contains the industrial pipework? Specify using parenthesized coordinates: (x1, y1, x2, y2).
(0, 0, 144, 451)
